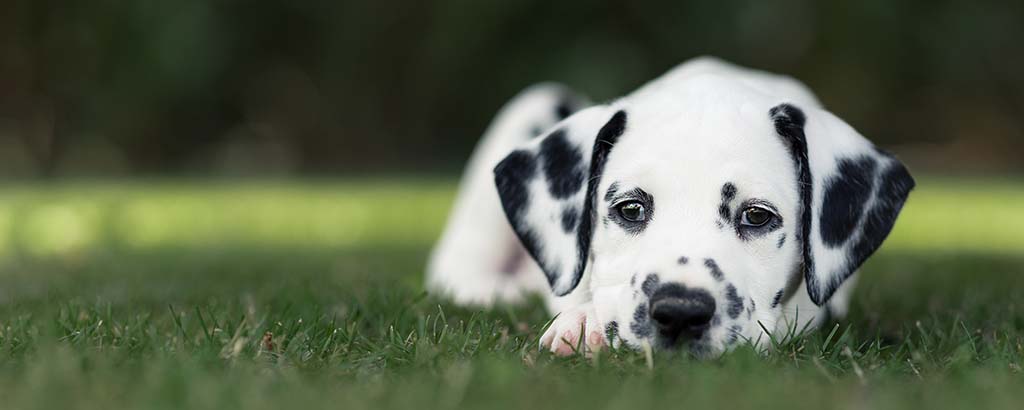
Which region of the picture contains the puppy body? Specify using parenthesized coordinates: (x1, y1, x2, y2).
(428, 57, 911, 356)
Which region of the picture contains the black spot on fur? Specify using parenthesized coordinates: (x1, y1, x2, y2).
(494, 150, 549, 283)
(820, 156, 878, 247)
(704, 259, 725, 282)
(678, 256, 689, 265)
(770, 104, 817, 302)
(605, 321, 619, 343)
(747, 297, 756, 319)
(727, 324, 742, 345)
(530, 126, 546, 138)
(725, 284, 743, 319)
(630, 273, 637, 287)
(722, 183, 737, 202)
(718, 183, 737, 223)
(631, 303, 652, 338)
(777, 233, 787, 249)
(604, 182, 620, 203)
(494, 150, 536, 223)
(771, 289, 785, 308)
(711, 314, 722, 327)
(556, 102, 574, 120)
(560, 206, 579, 233)
(845, 160, 915, 287)
(641, 274, 660, 297)
(539, 129, 586, 199)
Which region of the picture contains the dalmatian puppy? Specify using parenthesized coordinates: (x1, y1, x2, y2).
(427, 56, 914, 357)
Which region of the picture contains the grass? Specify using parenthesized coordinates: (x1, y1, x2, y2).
(0, 176, 1023, 409)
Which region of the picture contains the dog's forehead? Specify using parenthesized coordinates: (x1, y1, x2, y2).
(605, 82, 795, 198)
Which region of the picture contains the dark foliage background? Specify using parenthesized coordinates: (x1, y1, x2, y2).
(2, 0, 1022, 177)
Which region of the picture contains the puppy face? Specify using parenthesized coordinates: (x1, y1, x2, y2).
(587, 92, 803, 355)
(494, 75, 914, 356)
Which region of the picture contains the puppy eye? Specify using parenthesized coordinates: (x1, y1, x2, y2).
(617, 201, 646, 222)
(740, 206, 774, 227)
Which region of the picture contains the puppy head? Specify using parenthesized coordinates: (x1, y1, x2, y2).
(494, 75, 914, 356)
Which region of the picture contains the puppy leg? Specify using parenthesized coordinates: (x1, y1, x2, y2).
(426, 83, 588, 306)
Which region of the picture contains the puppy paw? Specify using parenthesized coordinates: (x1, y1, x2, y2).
(540, 303, 605, 356)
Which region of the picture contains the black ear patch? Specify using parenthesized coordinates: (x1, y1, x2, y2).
(850, 158, 915, 266)
(494, 150, 538, 223)
(820, 156, 878, 247)
(540, 129, 586, 199)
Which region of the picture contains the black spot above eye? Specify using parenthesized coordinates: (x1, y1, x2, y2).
(820, 156, 878, 248)
(539, 129, 586, 199)
(722, 183, 737, 201)
(604, 182, 620, 203)
(718, 183, 737, 222)
(678, 256, 689, 265)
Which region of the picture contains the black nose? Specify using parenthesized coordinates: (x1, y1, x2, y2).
(649, 284, 716, 342)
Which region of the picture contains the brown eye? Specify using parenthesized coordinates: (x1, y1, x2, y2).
(741, 207, 773, 227)
(617, 201, 646, 222)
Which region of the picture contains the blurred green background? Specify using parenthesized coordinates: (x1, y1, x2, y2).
(2, 0, 1023, 177)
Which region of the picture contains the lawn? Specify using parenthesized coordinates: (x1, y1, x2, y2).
(0, 177, 1023, 409)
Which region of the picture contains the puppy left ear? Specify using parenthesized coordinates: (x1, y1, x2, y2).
(493, 106, 627, 296)
(771, 104, 916, 306)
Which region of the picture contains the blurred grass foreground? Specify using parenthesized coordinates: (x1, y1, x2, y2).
(0, 176, 1021, 260)
(1, 176, 1024, 410)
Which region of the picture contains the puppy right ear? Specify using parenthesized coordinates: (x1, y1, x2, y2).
(494, 106, 627, 296)
(770, 103, 915, 306)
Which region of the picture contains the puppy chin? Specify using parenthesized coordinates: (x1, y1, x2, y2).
(654, 335, 718, 358)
